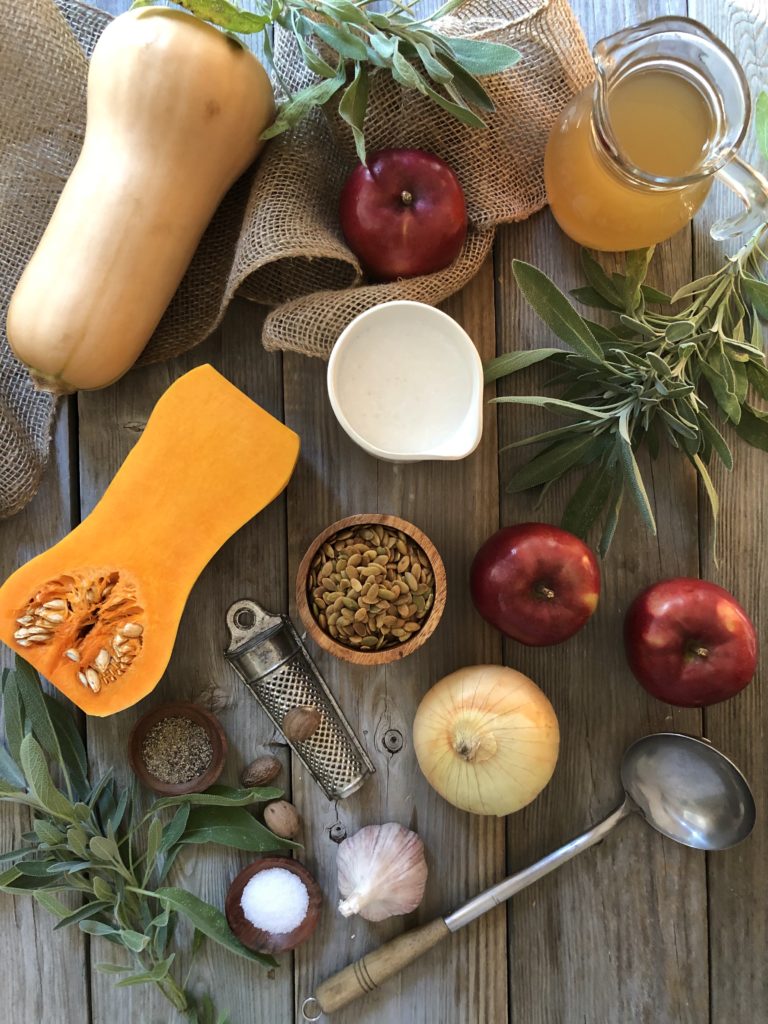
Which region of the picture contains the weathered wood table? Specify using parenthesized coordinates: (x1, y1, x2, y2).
(1, 0, 766, 1021)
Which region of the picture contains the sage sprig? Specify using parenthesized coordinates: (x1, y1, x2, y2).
(487, 228, 768, 556)
(131, 0, 520, 161)
(0, 656, 292, 1023)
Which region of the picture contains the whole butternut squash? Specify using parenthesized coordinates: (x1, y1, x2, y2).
(7, 9, 274, 394)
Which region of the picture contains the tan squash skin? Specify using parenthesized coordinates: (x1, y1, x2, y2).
(7, 9, 275, 394)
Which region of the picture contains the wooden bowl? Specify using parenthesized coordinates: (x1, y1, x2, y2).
(128, 701, 228, 796)
(296, 513, 447, 666)
(225, 856, 322, 954)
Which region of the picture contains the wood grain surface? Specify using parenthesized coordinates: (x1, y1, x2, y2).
(0, 0, 765, 1022)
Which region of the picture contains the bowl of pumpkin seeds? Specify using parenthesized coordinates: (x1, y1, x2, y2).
(296, 514, 446, 665)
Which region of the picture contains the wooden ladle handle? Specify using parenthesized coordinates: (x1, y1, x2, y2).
(308, 917, 450, 1016)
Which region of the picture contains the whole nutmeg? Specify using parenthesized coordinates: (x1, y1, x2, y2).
(265, 800, 301, 839)
(241, 755, 282, 789)
(282, 705, 321, 744)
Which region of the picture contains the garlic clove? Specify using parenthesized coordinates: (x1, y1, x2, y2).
(336, 822, 428, 922)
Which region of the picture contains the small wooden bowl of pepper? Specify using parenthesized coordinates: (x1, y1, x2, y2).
(296, 513, 446, 666)
(128, 701, 228, 795)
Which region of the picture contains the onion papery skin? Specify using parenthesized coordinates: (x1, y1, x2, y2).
(412, 665, 560, 816)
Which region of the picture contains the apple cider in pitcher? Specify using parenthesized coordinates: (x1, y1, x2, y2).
(544, 18, 768, 252)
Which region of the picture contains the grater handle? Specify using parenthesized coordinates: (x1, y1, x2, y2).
(303, 918, 450, 1017)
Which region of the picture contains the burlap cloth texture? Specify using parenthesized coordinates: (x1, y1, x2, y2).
(0, 0, 593, 519)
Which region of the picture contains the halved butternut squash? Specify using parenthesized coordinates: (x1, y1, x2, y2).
(0, 365, 299, 715)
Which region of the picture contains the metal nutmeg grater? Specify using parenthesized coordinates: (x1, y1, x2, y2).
(224, 599, 375, 800)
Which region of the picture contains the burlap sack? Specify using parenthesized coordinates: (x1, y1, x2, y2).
(0, 0, 593, 518)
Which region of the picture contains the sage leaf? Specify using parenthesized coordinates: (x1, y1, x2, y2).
(0, 743, 25, 790)
(561, 457, 616, 538)
(144, 818, 163, 885)
(155, 888, 277, 966)
(92, 876, 113, 902)
(20, 734, 75, 821)
(143, 0, 270, 33)
(512, 261, 605, 363)
(414, 43, 454, 85)
(700, 361, 741, 423)
(33, 891, 72, 919)
(150, 785, 282, 813)
(580, 250, 623, 307)
(438, 55, 495, 112)
(120, 929, 150, 953)
(54, 899, 113, 931)
(79, 920, 120, 938)
(338, 63, 369, 165)
(421, 80, 487, 128)
(261, 70, 346, 141)
(180, 806, 295, 852)
(318, 0, 368, 26)
(89, 836, 121, 864)
(743, 274, 768, 319)
(492, 395, 607, 419)
(484, 348, 561, 383)
(734, 404, 768, 451)
(692, 453, 719, 553)
(570, 286, 618, 312)
(621, 247, 654, 311)
(617, 429, 657, 535)
(641, 284, 672, 304)
(14, 657, 62, 770)
(441, 37, 520, 76)
(312, 20, 368, 60)
(505, 434, 603, 493)
(95, 962, 133, 975)
(16, 859, 59, 877)
(665, 320, 696, 342)
(117, 953, 176, 987)
(598, 476, 625, 557)
(160, 804, 190, 855)
(44, 696, 88, 798)
(756, 91, 768, 163)
(34, 819, 64, 847)
(2, 673, 24, 768)
(747, 360, 768, 399)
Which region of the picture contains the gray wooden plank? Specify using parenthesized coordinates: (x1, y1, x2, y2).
(77, 309, 294, 1024)
(0, 406, 91, 1022)
(688, 2, 768, 1021)
(494, 1, 711, 1020)
(284, 258, 507, 1023)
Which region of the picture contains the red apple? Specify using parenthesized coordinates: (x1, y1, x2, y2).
(338, 148, 467, 281)
(624, 578, 757, 707)
(470, 523, 600, 646)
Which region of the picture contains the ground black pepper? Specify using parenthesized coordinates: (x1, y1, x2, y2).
(141, 715, 213, 784)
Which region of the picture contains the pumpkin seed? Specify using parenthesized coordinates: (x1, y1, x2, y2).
(306, 522, 436, 653)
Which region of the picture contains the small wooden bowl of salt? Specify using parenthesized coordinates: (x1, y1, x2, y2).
(225, 857, 322, 954)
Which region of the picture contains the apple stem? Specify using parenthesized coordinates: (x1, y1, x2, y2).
(534, 583, 556, 601)
(400, 190, 413, 206)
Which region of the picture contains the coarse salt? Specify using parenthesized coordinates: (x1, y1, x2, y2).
(240, 867, 309, 934)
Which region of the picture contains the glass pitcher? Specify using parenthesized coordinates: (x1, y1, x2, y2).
(544, 17, 768, 252)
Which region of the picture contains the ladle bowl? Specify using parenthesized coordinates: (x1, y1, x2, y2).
(621, 732, 755, 850)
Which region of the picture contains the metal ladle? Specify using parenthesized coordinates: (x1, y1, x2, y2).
(302, 732, 755, 1020)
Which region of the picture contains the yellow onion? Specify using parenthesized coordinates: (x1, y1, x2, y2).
(412, 665, 559, 816)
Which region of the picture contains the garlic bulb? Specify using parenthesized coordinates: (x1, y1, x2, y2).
(337, 823, 428, 922)
(412, 664, 559, 816)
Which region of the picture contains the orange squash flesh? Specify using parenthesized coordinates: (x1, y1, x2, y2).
(0, 365, 299, 716)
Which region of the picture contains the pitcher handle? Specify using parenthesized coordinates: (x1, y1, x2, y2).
(711, 154, 768, 241)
